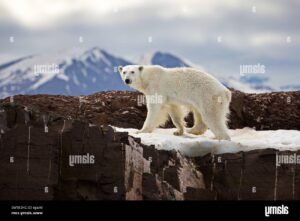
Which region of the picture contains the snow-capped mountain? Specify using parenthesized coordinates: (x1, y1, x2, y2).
(139, 51, 190, 68)
(280, 85, 300, 91)
(139, 51, 271, 93)
(0, 48, 280, 98)
(139, 51, 206, 70)
(239, 75, 274, 91)
(0, 47, 132, 98)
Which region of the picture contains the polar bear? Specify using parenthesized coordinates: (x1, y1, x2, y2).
(118, 65, 232, 140)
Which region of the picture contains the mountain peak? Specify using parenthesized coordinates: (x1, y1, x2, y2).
(82, 47, 106, 59)
(139, 51, 190, 68)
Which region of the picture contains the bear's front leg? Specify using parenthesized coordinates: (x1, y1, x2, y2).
(137, 103, 162, 134)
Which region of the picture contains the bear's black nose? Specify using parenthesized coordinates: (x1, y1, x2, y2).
(125, 79, 131, 84)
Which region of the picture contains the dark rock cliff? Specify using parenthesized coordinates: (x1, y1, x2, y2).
(0, 90, 299, 200)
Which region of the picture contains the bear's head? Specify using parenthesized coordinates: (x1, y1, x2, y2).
(118, 65, 144, 90)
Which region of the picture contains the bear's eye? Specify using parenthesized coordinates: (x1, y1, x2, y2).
(131, 71, 134, 74)
(122, 71, 126, 75)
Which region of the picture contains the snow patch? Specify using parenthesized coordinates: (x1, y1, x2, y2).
(73, 75, 80, 86)
(30, 72, 58, 90)
(56, 73, 69, 81)
(114, 127, 300, 157)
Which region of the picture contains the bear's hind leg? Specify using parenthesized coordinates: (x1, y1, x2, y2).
(186, 109, 207, 135)
(168, 105, 186, 136)
(201, 111, 231, 141)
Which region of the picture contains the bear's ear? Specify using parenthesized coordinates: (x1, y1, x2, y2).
(118, 66, 123, 73)
(138, 66, 143, 72)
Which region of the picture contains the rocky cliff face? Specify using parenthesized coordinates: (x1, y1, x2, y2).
(0, 105, 205, 200)
(0, 90, 299, 200)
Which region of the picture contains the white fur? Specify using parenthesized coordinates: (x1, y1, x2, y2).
(118, 65, 232, 140)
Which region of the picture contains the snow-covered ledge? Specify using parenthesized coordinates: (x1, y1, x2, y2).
(114, 127, 300, 157)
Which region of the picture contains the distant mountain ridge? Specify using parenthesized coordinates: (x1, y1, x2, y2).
(0, 47, 298, 98)
(0, 47, 132, 98)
